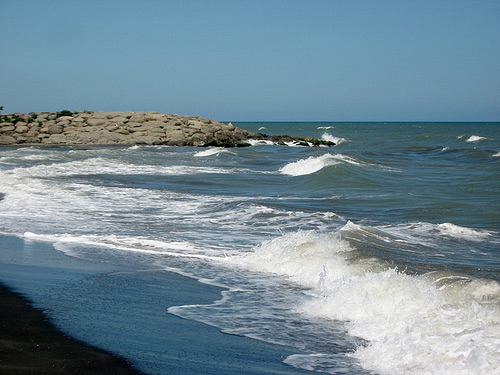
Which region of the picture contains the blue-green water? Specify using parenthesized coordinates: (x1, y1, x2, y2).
(1, 122, 499, 375)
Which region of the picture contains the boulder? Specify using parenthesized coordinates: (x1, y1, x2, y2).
(26, 128, 40, 137)
(86, 118, 107, 126)
(0, 124, 15, 133)
(0, 135, 16, 145)
(48, 125, 64, 134)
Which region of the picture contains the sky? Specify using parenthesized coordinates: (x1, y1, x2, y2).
(1, 0, 499, 121)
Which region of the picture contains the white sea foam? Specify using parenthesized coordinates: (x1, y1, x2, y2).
(258, 126, 267, 130)
(22, 231, 225, 261)
(279, 153, 362, 176)
(436, 222, 495, 240)
(381, 222, 496, 243)
(493, 151, 500, 157)
(228, 229, 500, 375)
(246, 139, 275, 146)
(193, 148, 231, 157)
(321, 132, 348, 145)
(465, 135, 488, 142)
(3, 158, 235, 178)
(317, 126, 334, 130)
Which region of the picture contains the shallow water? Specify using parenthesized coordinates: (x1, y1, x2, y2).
(1, 122, 499, 375)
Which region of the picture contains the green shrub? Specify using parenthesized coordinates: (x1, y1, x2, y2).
(11, 116, 22, 124)
(57, 110, 73, 117)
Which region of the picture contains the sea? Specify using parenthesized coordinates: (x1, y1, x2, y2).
(0, 122, 499, 375)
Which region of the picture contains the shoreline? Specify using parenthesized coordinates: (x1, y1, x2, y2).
(0, 111, 335, 147)
(0, 281, 142, 375)
(0, 233, 313, 375)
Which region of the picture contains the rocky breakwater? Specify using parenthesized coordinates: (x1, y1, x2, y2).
(0, 111, 335, 147)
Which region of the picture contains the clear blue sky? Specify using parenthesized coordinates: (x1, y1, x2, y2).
(1, 0, 499, 121)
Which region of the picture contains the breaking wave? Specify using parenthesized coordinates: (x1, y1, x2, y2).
(279, 154, 362, 176)
(228, 229, 500, 375)
(321, 132, 348, 145)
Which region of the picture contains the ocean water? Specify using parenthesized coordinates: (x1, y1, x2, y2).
(0, 122, 499, 375)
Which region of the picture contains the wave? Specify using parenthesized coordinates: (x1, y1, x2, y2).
(381, 222, 497, 243)
(2, 157, 236, 178)
(246, 139, 275, 146)
(228, 229, 500, 375)
(436, 222, 495, 240)
(21, 231, 225, 261)
(461, 135, 489, 143)
(317, 126, 334, 130)
(493, 151, 500, 158)
(321, 132, 348, 145)
(193, 147, 232, 157)
(279, 153, 362, 176)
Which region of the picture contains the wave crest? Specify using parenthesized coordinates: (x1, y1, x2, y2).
(229, 228, 500, 375)
(321, 132, 348, 145)
(279, 153, 362, 176)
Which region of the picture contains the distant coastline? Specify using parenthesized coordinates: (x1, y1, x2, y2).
(0, 111, 335, 147)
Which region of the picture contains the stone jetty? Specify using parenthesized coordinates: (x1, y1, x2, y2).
(0, 111, 335, 147)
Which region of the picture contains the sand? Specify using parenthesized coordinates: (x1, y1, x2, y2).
(0, 233, 311, 375)
(0, 282, 141, 374)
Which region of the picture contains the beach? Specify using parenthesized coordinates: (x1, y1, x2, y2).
(0, 234, 313, 375)
(0, 282, 141, 375)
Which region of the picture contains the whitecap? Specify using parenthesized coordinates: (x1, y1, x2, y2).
(465, 135, 488, 142)
(279, 154, 362, 176)
(493, 151, 500, 157)
(379, 221, 496, 243)
(436, 222, 495, 240)
(321, 132, 348, 145)
(228, 230, 500, 375)
(246, 139, 275, 146)
(193, 148, 229, 157)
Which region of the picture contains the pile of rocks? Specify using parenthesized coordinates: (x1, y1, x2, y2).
(0, 111, 335, 147)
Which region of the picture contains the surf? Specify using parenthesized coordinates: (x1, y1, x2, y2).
(226, 228, 500, 375)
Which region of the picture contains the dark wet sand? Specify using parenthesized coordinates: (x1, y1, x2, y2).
(0, 282, 141, 375)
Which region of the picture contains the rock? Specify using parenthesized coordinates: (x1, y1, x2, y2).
(115, 128, 130, 135)
(86, 118, 107, 127)
(106, 112, 126, 119)
(26, 128, 40, 137)
(0, 124, 15, 133)
(15, 125, 30, 133)
(0, 111, 336, 148)
(0, 135, 16, 145)
(132, 135, 162, 145)
(127, 115, 145, 124)
(25, 137, 41, 143)
(13, 135, 28, 143)
(48, 125, 64, 134)
(71, 116, 86, 123)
